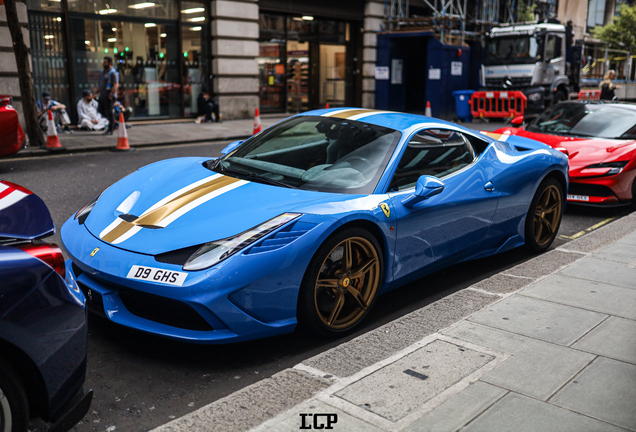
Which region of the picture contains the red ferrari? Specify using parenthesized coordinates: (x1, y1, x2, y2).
(495, 101, 636, 206)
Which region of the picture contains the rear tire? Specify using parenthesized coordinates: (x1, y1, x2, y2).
(525, 177, 564, 253)
(0, 356, 29, 432)
(297, 227, 383, 337)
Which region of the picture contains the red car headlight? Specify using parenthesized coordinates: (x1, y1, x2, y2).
(583, 161, 629, 176)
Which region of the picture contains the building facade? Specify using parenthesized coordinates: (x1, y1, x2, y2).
(1, 0, 384, 125)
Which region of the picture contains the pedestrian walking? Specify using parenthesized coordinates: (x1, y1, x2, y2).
(600, 70, 619, 101)
(97, 56, 119, 135)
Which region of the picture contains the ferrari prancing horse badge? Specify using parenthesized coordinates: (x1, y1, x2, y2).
(380, 203, 390, 218)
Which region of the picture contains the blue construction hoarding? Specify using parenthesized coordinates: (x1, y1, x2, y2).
(374, 31, 471, 119)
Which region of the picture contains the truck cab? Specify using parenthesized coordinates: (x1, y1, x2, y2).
(481, 23, 570, 112)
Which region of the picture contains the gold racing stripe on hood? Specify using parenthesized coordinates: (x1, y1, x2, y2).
(101, 220, 136, 244)
(100, 175, 241, 244)
(133, 175, 239, 227)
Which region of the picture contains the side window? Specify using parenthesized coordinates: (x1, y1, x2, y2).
(546, 35, 562, 60)
(388, 129, 475, 192)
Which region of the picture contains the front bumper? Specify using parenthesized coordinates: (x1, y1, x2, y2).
(566, 174, 634, 206)
(62, 215, 331, 344)
(49, 387, 93, 432)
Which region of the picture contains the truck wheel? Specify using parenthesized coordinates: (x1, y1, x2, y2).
(0, 356, 29, 432)
(553, 90, 567, 105)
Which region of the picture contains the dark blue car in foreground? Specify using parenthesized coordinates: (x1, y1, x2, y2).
(0, 180, 91, 432)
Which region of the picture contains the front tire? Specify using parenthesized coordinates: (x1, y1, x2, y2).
(553, 89, 567, 106)
(0, 356, 29, 432)
(297, 227, 383, 337)
(525, 177, 564, 252)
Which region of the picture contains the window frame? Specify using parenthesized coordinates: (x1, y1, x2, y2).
(385, 127, 481, 194)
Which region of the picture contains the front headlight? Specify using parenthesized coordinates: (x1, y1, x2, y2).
(584, 161, 629, 176)
(183, 213, 301, 271)
(74, 193, 101, 224)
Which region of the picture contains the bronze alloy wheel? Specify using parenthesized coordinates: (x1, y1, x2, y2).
(313, 236, 381, 331)
(525, 177, 564, 252)
(533, 184, 562, 247)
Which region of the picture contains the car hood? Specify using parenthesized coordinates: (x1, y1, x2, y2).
(83, 158, 337, 255)
(0, 181, 54, 240)
(496, 127, 636, 172)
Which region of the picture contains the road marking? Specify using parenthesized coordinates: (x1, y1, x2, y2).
(559, 217, 616, 240)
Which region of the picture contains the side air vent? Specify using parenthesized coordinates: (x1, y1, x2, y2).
(515, 145, 531, 152)
(246, 220, 317, 255)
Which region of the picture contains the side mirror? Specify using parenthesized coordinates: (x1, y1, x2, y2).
(220, 140, 244, 156)
(511, 115, 524, 127)
(401, 175, 445, 207)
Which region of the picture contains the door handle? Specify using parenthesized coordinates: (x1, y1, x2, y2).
(484, 181, 495, 192)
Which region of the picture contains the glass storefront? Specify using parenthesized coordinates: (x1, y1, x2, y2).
(26, 0, 209, 121)
(258, 13, 354, 113)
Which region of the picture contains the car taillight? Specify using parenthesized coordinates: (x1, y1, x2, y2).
(19, 243, 65, 277)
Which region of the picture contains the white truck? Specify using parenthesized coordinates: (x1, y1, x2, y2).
(480, 23, 576, 112)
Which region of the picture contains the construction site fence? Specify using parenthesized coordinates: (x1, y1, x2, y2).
(577, 90, 601, 100)
(469, 91, 527, 119)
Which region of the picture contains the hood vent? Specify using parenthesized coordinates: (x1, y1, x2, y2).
(119, 214, 138, 222)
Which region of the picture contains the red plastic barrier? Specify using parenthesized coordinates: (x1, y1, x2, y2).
(469, 91, 527, 119)
(0, 96, 26, 158)
(577, 89, 601, 100)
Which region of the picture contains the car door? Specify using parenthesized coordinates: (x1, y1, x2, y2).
(388, 128, 499, 281)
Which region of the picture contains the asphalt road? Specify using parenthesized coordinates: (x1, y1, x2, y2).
(1, 142, 633, 432)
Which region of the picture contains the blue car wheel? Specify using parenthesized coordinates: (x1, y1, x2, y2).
(525, 177, 564, 252)
(297, 227, 383, 336)
(0, 356, 29, 432)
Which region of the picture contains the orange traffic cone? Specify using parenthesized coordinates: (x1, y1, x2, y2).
(112, 112, 134, 152)
(45, 109, 64, 151)
(425, 101, 432, 117)
(252, 107, 262, 135)
(325, 103, 330, 109)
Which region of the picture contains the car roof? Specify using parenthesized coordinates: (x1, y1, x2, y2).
(557, 100, 636, 111)
(296, 108, 468, 134)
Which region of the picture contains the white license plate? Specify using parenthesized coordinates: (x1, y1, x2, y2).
(126, 265, 187, 286)
(567, 194, 590, 202)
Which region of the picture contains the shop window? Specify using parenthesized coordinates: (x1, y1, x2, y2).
(181, 2, 209, 117)
(70, 18, 180, 118)
(28, 13, 70, 109)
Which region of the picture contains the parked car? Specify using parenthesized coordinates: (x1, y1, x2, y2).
(495, 101, 636, 206)
(0, 180, 91, 432)
(0, 96, 25, 158)
(61, 108, 568, 344)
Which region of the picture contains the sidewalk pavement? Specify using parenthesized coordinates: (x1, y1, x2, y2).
(11, 115, 289, 158)
(10, 115, 505, 158)
(152, 212, 636, 432)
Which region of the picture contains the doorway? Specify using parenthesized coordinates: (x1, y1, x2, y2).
(319, 44, 346, 107)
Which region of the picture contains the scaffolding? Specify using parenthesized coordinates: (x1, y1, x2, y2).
(383, 0, 557, 44)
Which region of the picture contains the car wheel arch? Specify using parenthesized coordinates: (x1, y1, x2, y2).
(0, 339, 49, 421)
(544, 170, 567, 198)
(328, 219, 387, 259)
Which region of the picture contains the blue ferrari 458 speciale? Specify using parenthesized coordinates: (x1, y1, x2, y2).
(62, 108, 568, 343)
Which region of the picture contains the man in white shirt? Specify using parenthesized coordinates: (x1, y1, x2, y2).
(77, 90, 108, 131)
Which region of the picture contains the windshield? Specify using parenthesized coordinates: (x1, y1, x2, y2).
(483, 36, 542, 65)
(527, 103, 636, 138)
(211, 116, 401, 194)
